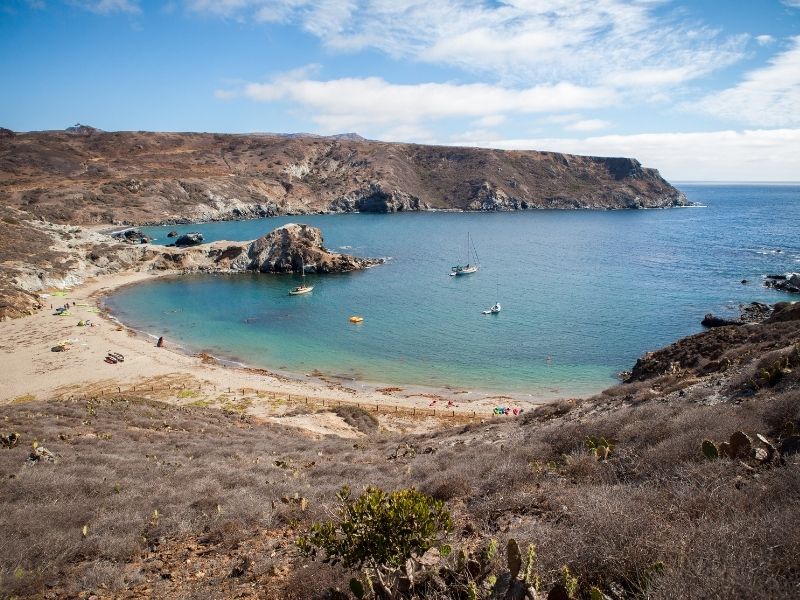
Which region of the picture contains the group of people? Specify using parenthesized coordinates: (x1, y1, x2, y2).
(493, 406, 524, 416)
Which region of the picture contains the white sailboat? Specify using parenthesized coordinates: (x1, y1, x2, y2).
(450, 232, 480, 276)
(483, 281, 501, 314)
(288, 258, 314, 295)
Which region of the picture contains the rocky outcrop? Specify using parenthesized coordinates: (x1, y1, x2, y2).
(628, 301, 800, 383)
(701, 302, 773, 328)
(329, 184, 427, 213)
(174, 232, 204, 247)
(765, 273, 800, 294)
(148, 224, 378, 274)
(112, 229, 151, 244)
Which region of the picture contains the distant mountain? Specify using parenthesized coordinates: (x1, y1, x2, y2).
(0, 129, 687, 226)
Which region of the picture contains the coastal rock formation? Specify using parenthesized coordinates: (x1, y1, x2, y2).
(112, 229, 151, 244)
(765, 273, 800, 294)
(628, 301, 800, 383)
(174, 232, 204, 247)
(0, 129, 687, 226)
(245, 223, 377, 273)
(147, 224, 378, 274)
(701, 302, 774, 328)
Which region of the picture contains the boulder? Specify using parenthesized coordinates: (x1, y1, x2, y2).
(701, 313, 741, 328)
(764, 273, 800, 294)
(113, 229, 151, 244)
(167, 230, 178, 238)
(174, 232, 204, 247)
(245, 223, 379, 273)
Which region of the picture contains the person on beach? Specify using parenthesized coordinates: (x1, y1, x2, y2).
(156, 336, 164, 347)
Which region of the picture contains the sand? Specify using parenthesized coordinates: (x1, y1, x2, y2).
(0, 270, 552, 433)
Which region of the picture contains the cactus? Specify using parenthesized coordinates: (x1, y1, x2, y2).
(701, 440, 719, 459)
(586, 436, 614, 460)
(522, 544, 541, 592)
(590, 587, 606, 600)
(507, 538, 522, 580)
(467, 581, 478, 600)
(729, 431, 752, 459)
(349, 577, 365, 599)
(561, 565, 578, 598)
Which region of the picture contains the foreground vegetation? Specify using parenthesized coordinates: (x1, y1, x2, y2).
(1, 305, 799, 599)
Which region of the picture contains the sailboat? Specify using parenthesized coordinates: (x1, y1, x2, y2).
(450, 232, 480, 276)
(288, 258, 314, 295)
(483, 281, 501, 314)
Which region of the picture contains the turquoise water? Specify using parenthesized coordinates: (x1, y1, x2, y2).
(106, 185, 800, 397)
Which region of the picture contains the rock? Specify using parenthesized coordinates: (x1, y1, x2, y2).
(741, 279, 748, 284)
(701, 313, 740, 328)
(245, 223, 378, 273)
(765, 273, 800, 294)
(113, 229, 151, 245)
(766, 302, 800, 323)
(174, 232, 204, 246)
(27, 445, 55, 464)
(167, 230, 178, 238)
(329, 184, 427, 213)
(739, 302, 772, 323)
(1, 432, 20, 448)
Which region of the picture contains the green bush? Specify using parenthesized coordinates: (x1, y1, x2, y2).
(298, 486, 452, 569)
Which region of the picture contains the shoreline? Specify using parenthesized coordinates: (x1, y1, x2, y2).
(100, 272, 599, 403)
(0, 269, 566, 425)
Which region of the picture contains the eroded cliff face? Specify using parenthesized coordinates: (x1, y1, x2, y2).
(0, 130, 687, 226)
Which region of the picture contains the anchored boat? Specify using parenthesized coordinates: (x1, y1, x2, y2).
(450, 232, 480, 276)
(289, 259, 314, 295)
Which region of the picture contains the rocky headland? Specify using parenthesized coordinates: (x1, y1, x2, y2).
(1, 128, 687, 226)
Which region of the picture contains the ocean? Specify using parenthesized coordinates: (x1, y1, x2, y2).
(104, 184, 800, 398)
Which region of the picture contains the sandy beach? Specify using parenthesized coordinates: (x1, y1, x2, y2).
(0, 269, 550, 433)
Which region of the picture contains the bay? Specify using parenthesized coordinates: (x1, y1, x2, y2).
(105, 184, 800, 397)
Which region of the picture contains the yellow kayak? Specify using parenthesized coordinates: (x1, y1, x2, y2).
(349, 316, 364, 323)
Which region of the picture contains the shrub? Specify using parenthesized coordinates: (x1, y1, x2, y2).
(297, 486, 452, 596)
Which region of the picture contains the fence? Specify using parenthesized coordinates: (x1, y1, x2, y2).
(60, 383, 500, 421)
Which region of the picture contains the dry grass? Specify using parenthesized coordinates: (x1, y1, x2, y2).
(1, 314, 799, 598)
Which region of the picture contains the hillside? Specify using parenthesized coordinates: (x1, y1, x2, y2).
(0, 128, 686, 226)
(1, 302, 798, 599)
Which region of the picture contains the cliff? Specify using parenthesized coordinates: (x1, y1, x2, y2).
(0, 129, 687, 226)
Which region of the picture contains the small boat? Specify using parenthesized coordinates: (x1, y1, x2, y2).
(289, 259, 314, 295)
(349, 316, 364, 323)
(482, 302, 501, 315)
(450, 232, 480, 276)
(482, 281, 501, 314)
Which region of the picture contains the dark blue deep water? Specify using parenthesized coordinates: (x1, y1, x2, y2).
(106, 184, 800, 397)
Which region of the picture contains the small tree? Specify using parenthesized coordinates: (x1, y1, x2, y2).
(297, 486, 453, 598)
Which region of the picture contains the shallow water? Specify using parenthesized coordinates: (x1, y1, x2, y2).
(106, 184, 800, 397)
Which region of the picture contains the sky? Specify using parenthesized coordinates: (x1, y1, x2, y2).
(1, 0, 799, 181)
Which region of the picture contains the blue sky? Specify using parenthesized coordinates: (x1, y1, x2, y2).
(1, 0, 799, 181)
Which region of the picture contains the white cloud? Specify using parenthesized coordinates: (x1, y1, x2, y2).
(693, 36, 800, 127)
(187, 1, 745, 89)
(451, 129, 800, 182)
(473, 115, 506, 128)
(782, 1, 800, 7)
(755, 34, 775, 46)
(565, 119, 611, 132)
(221, 73, 617, 132)
(69, 0, 140, 13)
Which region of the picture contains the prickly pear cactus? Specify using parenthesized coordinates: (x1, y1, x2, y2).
(729, 431, 752, 459)
(507, 538, 522, 580)
(701, 440, 719, 460)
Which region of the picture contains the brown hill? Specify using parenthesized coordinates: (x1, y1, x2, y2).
(0, 129, 686, 225)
